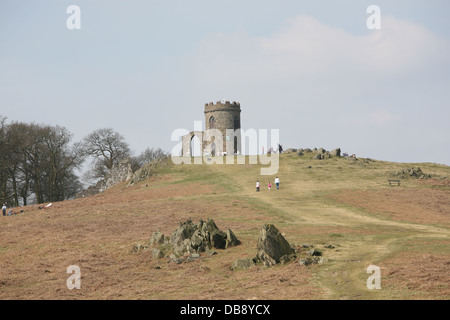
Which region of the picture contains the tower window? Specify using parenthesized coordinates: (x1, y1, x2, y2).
(209, 116, 216, 129)
(234, 117, 240, 129)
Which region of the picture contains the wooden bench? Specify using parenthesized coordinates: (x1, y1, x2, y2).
(388, 179, 401, 187)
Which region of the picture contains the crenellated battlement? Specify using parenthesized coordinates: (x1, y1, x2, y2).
(204, 101, 241, 114)
(205, 100, 240, 108)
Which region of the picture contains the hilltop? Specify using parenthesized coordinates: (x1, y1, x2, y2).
(0, 153, 449, 300)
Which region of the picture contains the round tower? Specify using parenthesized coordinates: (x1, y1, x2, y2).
(204, 100, 241, 155)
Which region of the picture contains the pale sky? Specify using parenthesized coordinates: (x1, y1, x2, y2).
(1, 0, 450, 165)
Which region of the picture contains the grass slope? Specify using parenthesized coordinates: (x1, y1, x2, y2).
(0, 154, 449, 300)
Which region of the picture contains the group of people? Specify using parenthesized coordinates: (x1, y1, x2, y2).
(256, 177, 280, 192)
(262, 144, 284, 155)
(2, 203, 25, 216)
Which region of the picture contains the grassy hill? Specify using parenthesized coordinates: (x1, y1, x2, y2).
(0, 153, 449, 300)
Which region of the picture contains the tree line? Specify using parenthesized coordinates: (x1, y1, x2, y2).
(0, 116, 168, 207)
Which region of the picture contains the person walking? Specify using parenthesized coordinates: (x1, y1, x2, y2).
(268, 181, 271, 191)
(256, 180, 260, 192)
(2, 203, 6, 216)
(274, 177, 280, 190)
(278, 144, 283, 153)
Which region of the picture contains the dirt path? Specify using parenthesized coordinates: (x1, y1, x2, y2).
(213, 162, 450, 299)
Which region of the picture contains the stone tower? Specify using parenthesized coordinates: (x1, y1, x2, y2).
(181, 100, 242, 157)
(204, 100, 241, 155)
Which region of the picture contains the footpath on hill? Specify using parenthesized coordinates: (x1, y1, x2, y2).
(212, 154, 450, 299)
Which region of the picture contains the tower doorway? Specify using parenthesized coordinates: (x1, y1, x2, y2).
(190, 135, 202, 157)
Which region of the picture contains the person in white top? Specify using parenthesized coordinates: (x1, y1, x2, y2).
(2, 203, 6, 216)
(274, 177, 280, 190)
(256, 181, 260, 192)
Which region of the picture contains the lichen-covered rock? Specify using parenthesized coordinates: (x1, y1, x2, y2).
(255, 224, 296, 267)
(171, 220, 197, 256)
(150, 231, 165, 246)
(169, 218, 240, 257)
(152, 249, 164, 259)
(131, 243, 149, 253)
(226, 228, 241, 248)
(232, 258, 255, 270)
(299, 257, 324, 266)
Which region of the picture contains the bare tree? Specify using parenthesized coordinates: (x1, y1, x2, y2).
(80, 128, 131, 181)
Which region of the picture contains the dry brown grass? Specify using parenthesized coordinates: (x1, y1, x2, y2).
(1, 156, 449, 300)
(0, 176, 319, 300)
(382, 253, 450, 299)
(330, 187, 450, 227)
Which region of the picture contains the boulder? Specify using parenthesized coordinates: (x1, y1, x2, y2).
(299, 257, 324, 266)
(152, 249, 164, 259)
(317, 148, 326, 154)
(226, 228, 242, 248)
(255, 224, 296, 267)
(232, 258, 255, 270)
(185, 253, 203, 263)
(396, 167, 431, 180)
(169, 253, 185, 264)
(199, 219, 227, 249)
(150, 231, 165, 246)
(131, 243, 149, 253)
(171, 220, 198, 256)
(190, 230, 204, 250)
(210, 229, 227, 249)
(169, 218, 241, 256)
(330, 148, 341, 157)
(313, 154, 323, 160)
(308, 249, 322, 256)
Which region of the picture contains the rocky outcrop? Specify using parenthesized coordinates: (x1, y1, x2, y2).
(100, 158, 133, 192)
(150, 231, 166, 246)
(395, 167, 432, 180)
(330, 148, 341, 157)
(134, 219, 241, 263)
(254, 224, 296, 267)
(128, 158, 170, 186)
(76, 158, 133, 198)
(170, 219, 241, 256)
(299, 257, 324, 266)
(232, 258, 254, 270)
(282, 147, 341, 159)
(171, 220, 199, 256)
